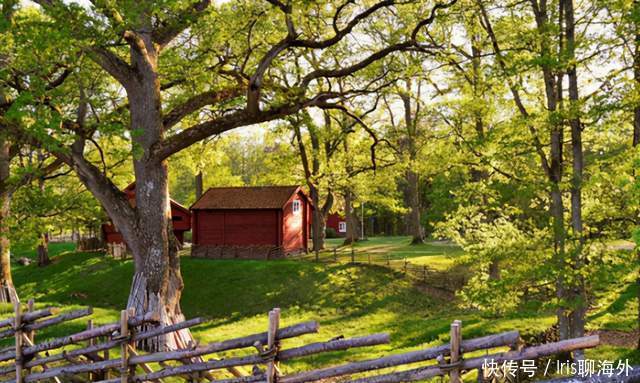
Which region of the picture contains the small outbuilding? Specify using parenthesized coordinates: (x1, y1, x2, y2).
(326, 213, 347, 237)
(190, 185, 311, 259)
(102, 183, 191, 246)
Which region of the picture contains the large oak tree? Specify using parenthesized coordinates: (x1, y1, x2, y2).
(10, 0, 457, 350)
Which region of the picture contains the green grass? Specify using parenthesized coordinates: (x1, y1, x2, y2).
(323, 236, 464, 271)
(3, 237, 639, 377)
(11, 242, 76, 261)
(587, 249, 638, 332)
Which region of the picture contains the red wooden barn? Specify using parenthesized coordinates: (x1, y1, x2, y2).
(326, 213, 347, 237)
(102, 183, 191, 246)
(190, 186, 311, 259)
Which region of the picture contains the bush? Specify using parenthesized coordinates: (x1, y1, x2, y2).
(325, 227, 338, 238)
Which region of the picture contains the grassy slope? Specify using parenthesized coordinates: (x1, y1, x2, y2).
(5, 237, 639, 374)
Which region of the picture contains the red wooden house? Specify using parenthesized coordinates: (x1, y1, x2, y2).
(102, 183, 191, 246)
(326, 213, 347, 237)
(190, 186, 311, 259)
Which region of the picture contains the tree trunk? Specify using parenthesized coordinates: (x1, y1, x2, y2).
(343, 190, 360, 245)
(564, 0, 586, 350)
(310, 185, 325, 256)
(405, 169, 424, 244)
(37, 173, 51, 267)
(195, 171, 203, 200)
(399, 87, 424, 245)
(37, 233, 50, 267)
(0, 141, 16, 303)
(126, 156, 190, 352)
(124, 37, 192, 350)
(530, 0, 570, 342)
(64, 30, 193, 352)
(470, 26, 501, 280)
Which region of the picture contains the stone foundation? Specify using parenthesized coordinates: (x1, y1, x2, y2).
(191, 245, 287, 260)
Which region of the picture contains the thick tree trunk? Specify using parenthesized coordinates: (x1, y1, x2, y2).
(119, 30, 192, 352)
(0, 141, 16, 303)
(126, 154, 191, 352)
(343, 190, 360, 245)
(405, 169, 424, 244)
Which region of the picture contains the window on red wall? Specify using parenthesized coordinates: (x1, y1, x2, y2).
(338, 222, 346, 233)
(292, 200, 301, 213)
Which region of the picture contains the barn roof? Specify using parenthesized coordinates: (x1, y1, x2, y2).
(191, 185, 306, 210)
(123, 182, 191, 215)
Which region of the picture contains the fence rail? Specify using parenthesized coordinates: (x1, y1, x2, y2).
(0, 299, 606, 383)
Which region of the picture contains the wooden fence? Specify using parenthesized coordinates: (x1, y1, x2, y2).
(288, 247, 465, 293)
(0, 300, 606, 383)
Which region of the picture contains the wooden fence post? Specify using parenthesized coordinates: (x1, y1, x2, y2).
(126, 308, 137, 379)
(120, 309, 130, 383)
(368, 253, 371, 264)
(450, 320, 462, 383)
(26, 299, 34, 344)
(267, 308, 281, 383)
(104, 334, 111, 380)
(87, 320, 94, 382)
(333, 248, 337, 262)
(14, 302, 23, 383)
(386, 255, 390, 266)
(423, 266, 427, 283)
(403, 258, 408, 274)
(351, 247, 355, 264)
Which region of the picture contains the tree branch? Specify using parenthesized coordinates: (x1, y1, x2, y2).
(162, 87, 244, 130)
(86, 46, 136, 87)
(152, 0, 212, 48)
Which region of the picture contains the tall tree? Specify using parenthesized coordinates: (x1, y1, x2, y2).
(12, 0, 457, 350)
(290, 112, 335, 256)
(382, 76, 429, 244)
(477, 0, 596, 345)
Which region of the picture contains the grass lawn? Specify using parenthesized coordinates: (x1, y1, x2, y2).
(2, 237, 638, 378)
(11, 242, 76, 261)
(323, 236, 464, 271)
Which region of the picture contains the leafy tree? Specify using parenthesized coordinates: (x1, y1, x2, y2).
(8, 0, 457, 350)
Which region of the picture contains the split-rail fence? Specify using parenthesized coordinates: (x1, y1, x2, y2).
(0, 300, 616, 383)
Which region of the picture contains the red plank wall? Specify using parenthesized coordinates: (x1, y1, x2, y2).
(194, 210, 279, 247)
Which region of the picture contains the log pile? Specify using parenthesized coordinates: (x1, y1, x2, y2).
(0, 300, 607, 383)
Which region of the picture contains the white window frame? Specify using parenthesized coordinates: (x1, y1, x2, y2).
(338, 221, 347, 233)
(292, 199, 301, 213)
